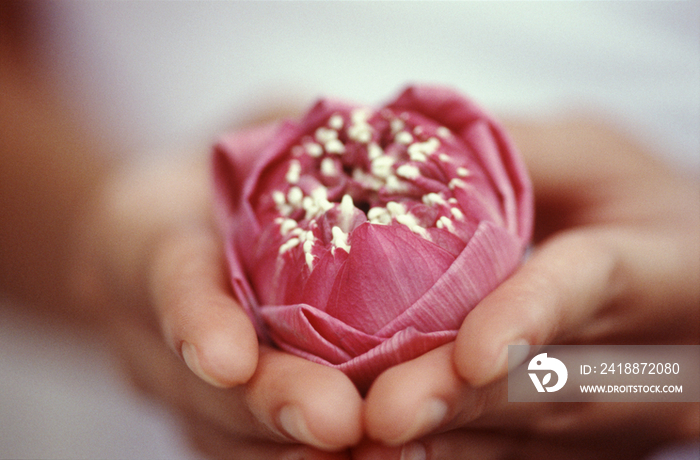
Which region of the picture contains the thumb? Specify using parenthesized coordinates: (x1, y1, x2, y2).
(454, 229, 621, 386)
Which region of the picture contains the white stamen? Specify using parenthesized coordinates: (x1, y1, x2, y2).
(436, 126, 452, 139)
(422, 193, 446, 206)
(305, 252, 315, 270)
(348, 124, 372, 143)
(409, 151, 428, 163)
(302, 186, 333, 219)
(279, 218, 297, 235)
(337, 194, 355, 231)
(384, 174, 407, 193)
(348, 108, 373, 143)
(448, 197, 458, 204)
(272, 190, 286, 206)
(396, 213, 429, 238)
(287, 186, 303, 206)
(328, 114, 344, 130)
(457, 167, 470, 177)
(395, 131, 413, 145)
(305, 142, 323, 157)
(315, 127, 338, 144)
(279, 237, 300, 254)
(331, 226, 350, 252)
(367, 142, 383, 160)
(413, 126, 424, 135)
(311, 186, 331, 208)
(286, 160, 301, 184)
(448, 178, 467, 190)
(303, 239, 314, 254)
(438, 153, 451, 163)
(340, 194, 354, 217)
(367, 207, 391, 225)
(351, 108, 372, 123)
(436, 216, 455, 232)
(301, 196, 315, 216)
(390, 118, 405, 134)
(396, 164, 420, 180)
(450, 207, 464, 220)
(371, 155, 395, 178)
(407, 138, 440, 160)
(324, 138, 346, 154)
(320, 157, 338, 176)
(386, 201, 406, 217)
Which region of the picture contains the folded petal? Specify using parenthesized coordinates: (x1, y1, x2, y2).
(325, 223, 456, 334)
(262, 303, 458, 393)
(260, 303, 382, 364)
(213, 122, 280, 230)
(337, 328, 457, 394)
(375, 220, 523, 337)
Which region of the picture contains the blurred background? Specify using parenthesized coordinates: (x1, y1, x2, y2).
(1, 1, 698, 459)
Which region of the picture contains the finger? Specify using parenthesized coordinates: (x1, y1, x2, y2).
(112, 316, 363, 451)
(453, 228, 627, 387)
(456, 224, 699, 387)
(364, 343, 507, 446)
(149, 224, 258, 387)
(186, 417, 351, 460)
(246, 346, 364, 451)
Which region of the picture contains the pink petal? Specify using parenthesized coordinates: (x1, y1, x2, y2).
(337, 329, 457, 394)
(375, 220, 523, 336)
(325, 223, 455, 334)
(300, 248, 349, 309)
(388, 85, 533, 243)
(260, 304, 382, 364)
(262, 302, 458, 393)
(213, 122, 280, 230)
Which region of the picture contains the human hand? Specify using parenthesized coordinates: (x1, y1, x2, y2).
(72, 151, 363, 459)
(355, 119, 700, 459)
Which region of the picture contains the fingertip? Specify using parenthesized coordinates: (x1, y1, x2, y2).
(278, 405, 347, 452)
(453, 308, 502, 386)
(298, 370, 364, 449)
(452, 267, 544, 386)
(454, 335, 531, 388)
(181, 324, 259, 387)
(364, 346, 453, 445)
(248, 351, 363, 451)
(181, 341, 227, 388)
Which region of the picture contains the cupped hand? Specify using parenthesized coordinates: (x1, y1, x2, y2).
(72, 150, 362, 459)
(356, 119, 700, 459)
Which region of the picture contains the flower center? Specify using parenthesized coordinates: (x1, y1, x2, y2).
(262, 108, 475, 270)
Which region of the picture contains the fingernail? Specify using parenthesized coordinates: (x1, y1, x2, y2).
(506, 339, 530, 372)
(278, 405, 336, 451)
(181, 341, 225, 388)
(477, 338, 529, 386)
(400, 442, 427, 460)
(388, 398, 447, 446)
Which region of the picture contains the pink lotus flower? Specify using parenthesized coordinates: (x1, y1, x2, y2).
(214, 85, 533, 391)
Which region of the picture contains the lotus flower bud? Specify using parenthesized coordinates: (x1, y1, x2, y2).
(214, 85, 533, 391)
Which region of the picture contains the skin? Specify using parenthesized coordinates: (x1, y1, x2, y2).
(357, 120, 700, 459)
(1, 9, 361, 458)
(2, 6, 698, 458)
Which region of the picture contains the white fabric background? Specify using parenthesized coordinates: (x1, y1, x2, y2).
(1, 1, 698, 459)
